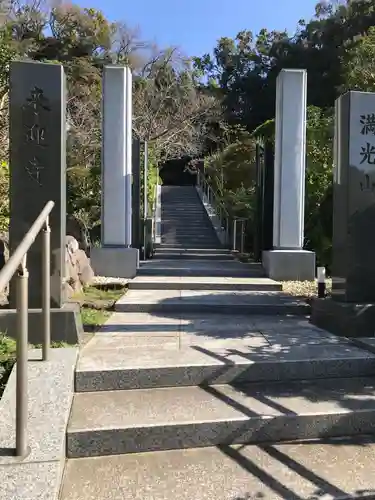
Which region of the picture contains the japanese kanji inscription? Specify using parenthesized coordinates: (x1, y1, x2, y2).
(22, 86, 50, 185)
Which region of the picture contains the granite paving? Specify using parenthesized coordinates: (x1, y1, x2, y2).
(61, 437, 375, 499)
(0, 347, 78, 500)
(69, 377, 375, 430)
(61, 184, 375, 497)
(114, 288, 309, 315)
(128, 276, 282, 291)
(67, 377, 375, 457)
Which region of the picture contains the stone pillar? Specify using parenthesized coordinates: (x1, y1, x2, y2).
(311, 91, 375, 336)
(132, 136, 141, 250)
(5, 61, 80, 344)
(90, 65, 138, 278)
(9, 61, 67, 308)
(262, 69, 315, 281)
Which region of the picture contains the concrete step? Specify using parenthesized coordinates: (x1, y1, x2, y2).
(128, 277, 282, 291)
(114, 289, 309, 315)
(74, 342, 375, 392)
(67, 377, 375, 458)
(61, 436, 375, 500)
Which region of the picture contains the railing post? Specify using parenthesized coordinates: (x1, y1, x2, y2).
(16, 258, 29, 458)
(240, 220, 245, 254)
(225, 217, 230, 246)
(143, 141, 148, 260)
(42, 219, 51, 361)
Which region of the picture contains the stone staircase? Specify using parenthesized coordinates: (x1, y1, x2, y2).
(60, 185, 375, 499)
(160, 185, 221, 251)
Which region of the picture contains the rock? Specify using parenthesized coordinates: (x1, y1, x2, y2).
(64, 235, 95, 298)
(73, 249, 94, 286)
(66, 216, 90, 253)
(0, 231, 9, 271)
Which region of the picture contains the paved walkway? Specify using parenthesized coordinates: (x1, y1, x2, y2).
(61, 255, 375, 499)
(61, 186, 375, 499)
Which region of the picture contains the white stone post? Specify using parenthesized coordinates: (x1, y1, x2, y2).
(262, 69, 315, 281)
(90, 65, 139, 278)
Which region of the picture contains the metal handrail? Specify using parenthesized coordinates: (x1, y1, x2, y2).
(151, 183, 158, 245)
(0, 200, 54, 458)
(197, 172, 246, 251)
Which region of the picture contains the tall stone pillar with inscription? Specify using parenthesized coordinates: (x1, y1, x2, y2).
(3, 60, 81, 344)
(262, 69, 315, 280)
(90, 65, 139, 278)
(311, 91, 375, 337)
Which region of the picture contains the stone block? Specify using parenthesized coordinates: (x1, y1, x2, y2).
(90, 246, 139, 279)
(332, 91, 375, 302)
(311, 297, 375, 338)
(0, 303, 83, 345)
(262, 249, 315, 281)
(0, 347, 77, 499)
(9, 61, 66, 308)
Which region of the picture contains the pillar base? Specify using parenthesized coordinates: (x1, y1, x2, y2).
(262, 249, 315, 281)
(90, 246, 139, 279)
(0, 303, 82, 344)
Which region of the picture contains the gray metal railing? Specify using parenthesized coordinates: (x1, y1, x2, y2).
(196, 172, 247, 253)
(0, 200, 54, 458)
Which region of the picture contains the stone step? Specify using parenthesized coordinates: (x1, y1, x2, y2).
(137, 267, 265, 277)
(154, 253, 234, 261)
(61, 436, 375, 500)
(114, 289, 309, 315)
(156, 247, 231, 253)
(128, 277, 282, 291)
(74, 343, 375, 392)
(67, 377, 375, 458)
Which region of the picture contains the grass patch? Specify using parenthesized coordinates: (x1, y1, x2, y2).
(0, 334, 16, 396)
(72, 284, 127, 332)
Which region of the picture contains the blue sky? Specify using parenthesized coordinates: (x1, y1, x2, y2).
(79, 0, 319, 57)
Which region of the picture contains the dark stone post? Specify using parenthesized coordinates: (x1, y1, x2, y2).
(132, 136, 141, 249)
(311, 91, 375, 337)
(263, 141, 274, 252)
(9, 61, 66, 309)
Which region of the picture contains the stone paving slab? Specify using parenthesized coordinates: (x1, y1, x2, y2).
(77, 342, 373, 372)
(61, 437, 375, 500)
(0, 348, 78, 500)
(129, 276, 282, 291)
(99, 311, 180, 329)
(115, 290, 309, 316)
(83, 334, 180, 350)
(0, 347, 78, 464)
(0, 461, 63, 500)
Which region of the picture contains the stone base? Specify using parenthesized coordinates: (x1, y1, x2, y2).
(311, 298, 375, 338)
(0, 303, 83, 345)
(90, 246, 139, 278)
(262, 249, 315, 281)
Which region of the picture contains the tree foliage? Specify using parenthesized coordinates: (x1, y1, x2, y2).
(194, 0, 375, 267)
(1, 0, 375, 266)
(0, 0, 219, 237)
